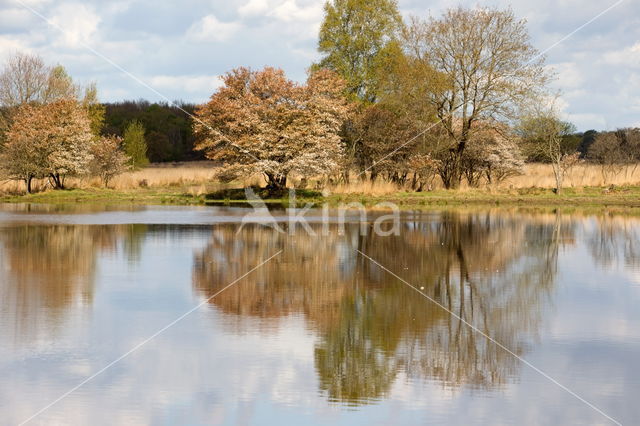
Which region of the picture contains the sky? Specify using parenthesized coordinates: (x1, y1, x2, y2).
(0, 0, 638, 131)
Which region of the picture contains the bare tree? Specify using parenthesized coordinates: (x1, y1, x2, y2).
(588, 128, 640, 184)
(404, 7, 549, 188)
(518, 106, 579, 194)
(0, 52, 51, 107)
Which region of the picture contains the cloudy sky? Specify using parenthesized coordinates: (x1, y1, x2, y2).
(0, 0, 638, 131)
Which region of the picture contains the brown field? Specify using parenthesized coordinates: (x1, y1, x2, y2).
(2, 162, 640, 196)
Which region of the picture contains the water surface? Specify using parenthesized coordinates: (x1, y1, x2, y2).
(0, 204, 638, 425)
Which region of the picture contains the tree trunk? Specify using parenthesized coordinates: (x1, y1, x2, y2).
(552, 162, 563, 194)
(49, 173, 65, 190)
(265, 172, 287, 195)
(24, 176, 33, 194)
(341, 169, 350, 184)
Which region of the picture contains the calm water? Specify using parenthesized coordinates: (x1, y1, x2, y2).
(0, 204, 638, 425)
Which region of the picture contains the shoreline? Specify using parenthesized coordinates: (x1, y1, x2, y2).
(2, 185, 640, 211)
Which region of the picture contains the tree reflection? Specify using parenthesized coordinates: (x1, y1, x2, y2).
(193, 212, 572, 404)
(586, 215, 640, 269)
(0, 224, 147, 343)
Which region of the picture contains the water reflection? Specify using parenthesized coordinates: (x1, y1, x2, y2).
(1, 207, 638, 424)
(0, 224, 145, 343)
(586, 214, 640, 269)
(193, 212, 575, 404)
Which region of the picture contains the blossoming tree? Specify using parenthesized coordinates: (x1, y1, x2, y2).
(194, 67, 350, 192)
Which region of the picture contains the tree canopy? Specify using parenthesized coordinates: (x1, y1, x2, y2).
(194, 67, 350, 191)
(316, 0, 403, 103)
(404, 7, 550, 187)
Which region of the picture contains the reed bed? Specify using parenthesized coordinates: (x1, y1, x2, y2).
(2, 163, 640, 196)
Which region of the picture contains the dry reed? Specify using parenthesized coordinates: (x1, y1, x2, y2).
(3, 163, 640, 196)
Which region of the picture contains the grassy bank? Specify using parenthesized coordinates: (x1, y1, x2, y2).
(3, 184, 640, 210)
(3, 162, 640, 210)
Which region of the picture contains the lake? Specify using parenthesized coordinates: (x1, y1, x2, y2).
(0, 204, 637, 425)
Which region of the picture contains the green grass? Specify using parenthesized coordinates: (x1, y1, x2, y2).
(0, 187, 206, 206)
(2, 185, 640, 211)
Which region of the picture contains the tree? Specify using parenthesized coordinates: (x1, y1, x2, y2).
(460, 122, 524, 186)
(123, 120, 149, 169)
(0, 104, 48, 193)
(90, 135, 129, 187)
(82, 82, 106, 136)
(578, 130, 598, 158)
(518, 108, 578, 194)
(347, 104, 418, 183)
(46, 100, 95, 189)
(316, 0, 403, 103)
(588, 128, 640, 183)
(44, 65, 77, 102)
(0, 53, 106, 156)
(405, 7, 549, 188)
(194, 67, 350, 192)
(0, 99, 94, 192)
(0, 53, 50, 107)
(103, 100, 199, 162)
(0, 53, 80, 108)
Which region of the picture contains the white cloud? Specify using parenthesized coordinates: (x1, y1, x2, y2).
(0, 36, 28, 59)
(49, 3, 101, 48)
(552, 62, 585, 89)
(237, 0, 323, 38)
(186, 14, 242, 42)
(238, 0, 270, 17)
(603, 42, 640, 68)
(270, 0, 323, 23)
(239, 0, 322, 22)
(0, 7, 36, 31)
(149, 74, 223, 97)
(565, 113, 607, 131)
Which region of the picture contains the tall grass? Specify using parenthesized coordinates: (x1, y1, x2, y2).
(3, 162, 640, 196)
(510, 164, 640, 188)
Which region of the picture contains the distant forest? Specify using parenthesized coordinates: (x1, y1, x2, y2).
(102, 100, 203, 162)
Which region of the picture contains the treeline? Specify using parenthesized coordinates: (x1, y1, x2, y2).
(189, 1, 635, 195)
(1, 0, 638, 196)
(0, 53, 154, 192)
(194, 2, 575, 193)
(103, 100, 202, 162)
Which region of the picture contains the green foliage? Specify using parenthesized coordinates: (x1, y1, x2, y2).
(578, 130, 598, 158)
(46, 65, 77, 100)
(519, 115, 577, 162)
(82, 83, 106, 137)
(316, 0, 403, 103)
(123, 120, 149, 169)
(103, 101, 198, 162)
